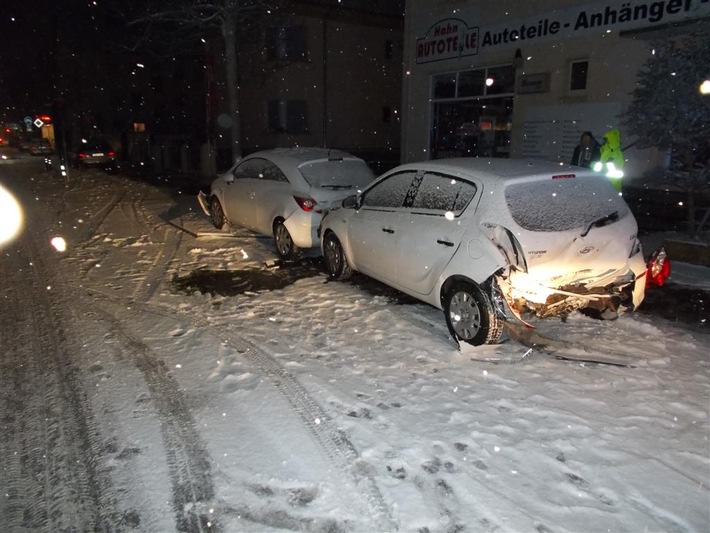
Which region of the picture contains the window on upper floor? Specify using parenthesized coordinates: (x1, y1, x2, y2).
(268, 100, 309, 134)
(569, 59, 589, 92)
(265, 25, 308, 61)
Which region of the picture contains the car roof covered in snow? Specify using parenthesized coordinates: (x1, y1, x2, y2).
(241, 147, 366, 173)
(388, 158, 599, 187)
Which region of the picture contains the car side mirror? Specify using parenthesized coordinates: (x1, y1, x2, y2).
(224, 173, 235, 184)
(342, 194, 360, 209)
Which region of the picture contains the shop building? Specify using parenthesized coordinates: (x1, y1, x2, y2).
(402, 0, 709, 180)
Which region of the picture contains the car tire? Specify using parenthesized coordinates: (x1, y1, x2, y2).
(323, 232, 352, 280)
(209, 196, 226, 229)
(444, 281, 504, 346)
(273, 219, 301, 260)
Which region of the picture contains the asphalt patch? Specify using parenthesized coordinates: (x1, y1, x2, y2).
(172, 261, 321, 297)
(639, 284, 709, 333)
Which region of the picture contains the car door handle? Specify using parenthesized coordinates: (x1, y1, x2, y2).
(437, 239, 454, 247)
(382, 228, 395, 234)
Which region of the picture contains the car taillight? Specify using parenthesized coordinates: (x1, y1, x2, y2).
(293, 196, 320, 212)
(552, 174, 575, 179)
(108, 151, 115, 157)
(645, 246, 670, 289)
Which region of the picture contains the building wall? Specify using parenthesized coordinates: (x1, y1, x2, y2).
(238, 6, 403, 169)
(402, 0, 710, 180)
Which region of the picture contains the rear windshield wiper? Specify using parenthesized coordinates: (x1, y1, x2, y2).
(581, 210, 619, 237)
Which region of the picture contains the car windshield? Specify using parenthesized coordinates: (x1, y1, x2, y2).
(504, 176, 630, 232)
(298, 160, 373, 189)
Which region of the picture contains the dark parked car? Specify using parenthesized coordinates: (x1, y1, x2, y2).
(28, 138, 54, 155)
(73, 139, 116, 171)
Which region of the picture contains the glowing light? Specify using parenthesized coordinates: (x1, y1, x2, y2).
(445, 211, 455, 220)
(508, 271, 554, 303)
(486, 77, 494, 86)
(50, 237, 67, 252)
(604, 162, 624, 179)
(700, 80, 710, 95)
(0, 185, 23, 246)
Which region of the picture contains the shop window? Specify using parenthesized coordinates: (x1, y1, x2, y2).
(458, 70, 485, 97)
(433, 73, 456, 99)
(570, 60, 588, 92)
(486, 65, 516, 95)
(430, 65, 515, 160)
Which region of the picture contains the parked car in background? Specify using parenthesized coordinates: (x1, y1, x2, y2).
(320, 158, 661, 346)
(72, 138, 116, 171)
(29, 138, 54, 155)
(18, 137, 31, 151)
(198, 147, 376, 259)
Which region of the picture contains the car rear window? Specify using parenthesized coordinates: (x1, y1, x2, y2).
(82, 141, 110, 151)
(299, 160, 374, 189)
(504, 176, 630, 232)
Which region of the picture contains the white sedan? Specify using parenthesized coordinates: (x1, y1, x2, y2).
(320, 158, 661, 346)
(199, 148, 375, 259)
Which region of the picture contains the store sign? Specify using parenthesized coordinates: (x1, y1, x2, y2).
(415, 19, 478, 64)
(416, 0, 710, 62)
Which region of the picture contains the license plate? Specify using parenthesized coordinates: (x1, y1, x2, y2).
(92, 152, 104, 156)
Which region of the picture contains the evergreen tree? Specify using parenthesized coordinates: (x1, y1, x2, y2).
(622, 32, 710, 235)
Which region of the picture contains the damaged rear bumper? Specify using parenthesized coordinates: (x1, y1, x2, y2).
(197, 191, 210, 216)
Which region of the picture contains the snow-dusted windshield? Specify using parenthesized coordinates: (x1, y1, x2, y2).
(299, 160, 374, 189)
(505, 176, 630, 232)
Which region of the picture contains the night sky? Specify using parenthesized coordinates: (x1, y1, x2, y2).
(0, 0, 129, 122)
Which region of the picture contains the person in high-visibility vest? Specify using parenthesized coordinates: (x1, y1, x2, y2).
(593, 129, 625, 190)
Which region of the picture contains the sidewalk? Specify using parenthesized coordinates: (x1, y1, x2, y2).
(640, 231, 710, 267)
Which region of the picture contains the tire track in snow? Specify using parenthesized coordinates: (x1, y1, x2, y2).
(80, 290, 397, 531)
(90, 304, 217, 533)
(118, 192, 184, 303)
(0, 224, 120, 531)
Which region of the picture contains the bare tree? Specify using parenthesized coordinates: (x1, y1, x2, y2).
(115, 0, 288, 163)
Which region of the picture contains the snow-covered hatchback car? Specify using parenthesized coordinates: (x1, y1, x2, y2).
(199, 147, 375, 259)
(320, 158, 649, 346)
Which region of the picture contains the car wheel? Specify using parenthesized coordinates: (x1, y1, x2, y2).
(323, 232, 352, 280)
(444, 281, 503, 346)
(273, 220, 301, 260)
(209, 196, 226, 229)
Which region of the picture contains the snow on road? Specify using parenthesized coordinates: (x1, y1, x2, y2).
(1, 158, 708, 532)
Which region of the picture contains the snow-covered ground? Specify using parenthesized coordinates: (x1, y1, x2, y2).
(1, 158, 708, 532)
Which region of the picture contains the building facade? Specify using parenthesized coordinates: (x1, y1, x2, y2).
(402, 0, 709, 180)
(228, 1, 404, 172)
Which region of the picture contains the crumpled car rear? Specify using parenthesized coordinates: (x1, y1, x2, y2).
(489, 175, 646, 319)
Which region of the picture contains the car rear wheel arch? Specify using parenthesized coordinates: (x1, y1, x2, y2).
(273, 217, 302, 260)
(322, 230, 353, 280)
(209, 195, 226, 229)
(441, 276, 505, 346)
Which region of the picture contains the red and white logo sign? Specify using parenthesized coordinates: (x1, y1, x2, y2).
(415, 18, 478, 64)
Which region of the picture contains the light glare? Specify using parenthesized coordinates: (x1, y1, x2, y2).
(0, 185, 23, 246)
